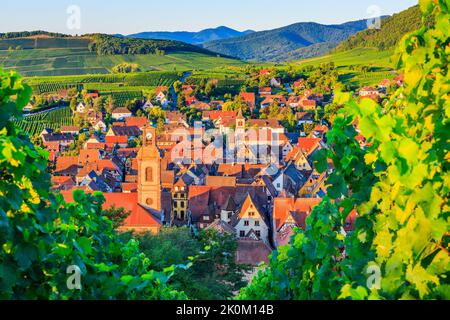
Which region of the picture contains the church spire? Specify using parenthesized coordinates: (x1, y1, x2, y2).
(236, 108, 245, 130)
(237, 107, 244, 120)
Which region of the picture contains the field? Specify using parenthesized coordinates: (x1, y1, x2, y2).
(185, 68, 247, 86)
(0, 37, 246, 77)
(295, 48, 397, 88)
(26, 71, 180, 95)
(14, 107, 73, 137)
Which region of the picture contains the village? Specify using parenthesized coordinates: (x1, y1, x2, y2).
(37, 67, 403, 268)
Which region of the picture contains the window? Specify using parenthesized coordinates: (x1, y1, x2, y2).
(228, 212, 232, 219)
(255, 230, 261, 238)
(174, 202, 178, 208)
(249, 212, 255, 217)
(145, 167, 153, 182)
(277, 183, 281, 188)
(244, 220, 249, 226)
(204, 216, 210, 221)
(181, 202, 185, 208)
(255, 221, 260, 227)
(240, 231, 245, 237)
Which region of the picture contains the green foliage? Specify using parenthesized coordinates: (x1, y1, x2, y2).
(335, 5, 425, 51)
(112, 63, 141, 74)
(89, 34, 216, 56)
(137, 228, 249, 300)
(239, 1, 449, 300)
(0, 68, 186, 299)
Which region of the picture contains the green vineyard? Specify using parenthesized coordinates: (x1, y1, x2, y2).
(26, 71, 180, 94)
(102, 91, 144, 106)
(14, 107, 74, 137)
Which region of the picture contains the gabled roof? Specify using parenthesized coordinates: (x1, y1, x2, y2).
(239, 92, 256, 105)
(42, 133, 74, 142)
(232, 192, 268, 227)
(111, 126, 141, 137)
(297, 137, 321, 156)
(236, 239, 272, 266)
(61, 191, 162, 231)
(222, 195, 237, 211)
(125, 117, 148, 128)
(205, 219, 236, 234)
(112, 107, 132, 114)
(273, 197, 322, 231)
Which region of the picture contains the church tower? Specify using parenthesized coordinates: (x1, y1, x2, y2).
(137, 125, 161, 211)
(236, 108, 245, 131)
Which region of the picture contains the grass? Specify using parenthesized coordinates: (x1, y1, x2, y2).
(0, 40, 246, 77)
(295, 48, 397, 88)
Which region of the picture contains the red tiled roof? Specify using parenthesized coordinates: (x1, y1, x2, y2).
(301, 99, 316, 108)
(55, 156, 78, 171)
(78, 149, 100, 164)
(61, 126, 80, 132)
(125, 117, 148, 128)
(112, 107, 132, 114)
(273, 197, 322, 231)
(61, 191, 161, 232)
(239, 92, 256, 106)
(105, 136, 128, 144)
(203, 110, 237, 121)
(297, 138, 321, 155)
(122, 183, 137, 192)
(259, 69, 272, 76)
(206, 176, 236, 187)
(259, 87, 272, 94)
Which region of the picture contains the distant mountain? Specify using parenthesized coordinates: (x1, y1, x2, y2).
(335, 5, 424, 51)
(127, 26, 254, 45)
(202, 20, 371, 62)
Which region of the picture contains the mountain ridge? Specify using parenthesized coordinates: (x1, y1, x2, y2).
(126, 26, 254, 44)
(201, 19, 371, 62)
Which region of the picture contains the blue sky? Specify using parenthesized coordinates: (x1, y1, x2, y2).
(1, 0, 418, 35)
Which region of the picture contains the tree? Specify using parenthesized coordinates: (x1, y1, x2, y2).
(173, 80, 182, 94)
(102, 206, 131, 229)
(239, 1, 449, 300)
(105, 95, 115, 114)
(0, 69, 186, 300)
(156, 118, 165, 135)
(93, 96, 104, 112)
(112, 63, 140, 74)
(137, 228, 249, 300)
(69, 97, 77, 112)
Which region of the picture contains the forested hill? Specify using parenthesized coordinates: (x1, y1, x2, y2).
(0, 31, 70, 39)
(334, 5, 424, 51)
(202, 19, 369, 62)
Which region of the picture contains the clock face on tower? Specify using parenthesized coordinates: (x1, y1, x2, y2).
(146, 132, 153, 142)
